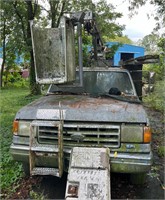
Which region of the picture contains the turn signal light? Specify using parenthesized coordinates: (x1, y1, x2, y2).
(13, 120, 19, 135)
(144, 126, 152, 143)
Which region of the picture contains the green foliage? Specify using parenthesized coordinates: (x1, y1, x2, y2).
(104, 43, 122, 60)
(0, 1, 28, 64)
(143, 80, 165, 111)
(46, 0, 124, 66)
(0, 0, 42, 94)
(128, 0, 165, 29)
(47, 0, 123, 38)
(1, 0, 123, 92)
(140, 33, 165, 82)
(157, 146, 165, 158)
(137, 34, 160, 54)
(47, 0, 67, 28)
(3, 71, 29, 88)
(103, 35, 133, 44)
(92, 0, 124, 38)
(0, 87, 41, 195)
(143, 63, 164, 81)
(74, 29, 92, 66)
(157, 37, 165, 52)
(142, 47, 164, 81)
(148, 166, 160, 178)
(30, 190, 45, 200)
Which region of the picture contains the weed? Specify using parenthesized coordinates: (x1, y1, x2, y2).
(147, 166, 160, 178)
(0, 87, 41, 195)
(143, 80, 165, 112)
(157, 146, 165, 157)
(2, 73, 29, 88)
(30, 190, 46, 200)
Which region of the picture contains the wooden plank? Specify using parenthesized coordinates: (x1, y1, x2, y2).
(122, 55, 159, 66)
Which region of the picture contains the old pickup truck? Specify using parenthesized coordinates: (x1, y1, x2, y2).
(10, 66, 153, 182)
(10, 12, 155, 186)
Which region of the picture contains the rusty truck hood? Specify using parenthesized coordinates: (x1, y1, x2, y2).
(16, 95, 147, 123)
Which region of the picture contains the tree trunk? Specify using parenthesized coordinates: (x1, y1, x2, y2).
(26, 0, 41, 95)
(0, 60, 5, 88)
(0, 18, 6, 88)
(50, 0, 57, 28)
(56, 1, 66, 27)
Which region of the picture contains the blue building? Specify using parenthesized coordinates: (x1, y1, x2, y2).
(1, 42, 145, 67)
(105, 42, 145, 66)
(0, 47, 25, 65)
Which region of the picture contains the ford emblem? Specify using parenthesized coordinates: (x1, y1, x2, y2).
(71, 133, 85, 142)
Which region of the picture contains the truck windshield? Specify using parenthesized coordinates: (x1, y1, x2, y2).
(49, 71, 135, 96)
(81, 71, 134, 95)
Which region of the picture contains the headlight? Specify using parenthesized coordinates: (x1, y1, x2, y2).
(13, 120, 31, 136)
(121, 125, 143, 143)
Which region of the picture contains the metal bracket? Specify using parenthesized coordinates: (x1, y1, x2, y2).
(29, 113, 64, 177)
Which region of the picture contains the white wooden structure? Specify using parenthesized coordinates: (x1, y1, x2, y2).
(65, 147, 111, 200)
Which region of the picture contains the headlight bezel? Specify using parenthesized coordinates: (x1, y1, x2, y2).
(13, 120, 32, 136)
(121, 124, 143, 143)
(121, 124, 152, 143)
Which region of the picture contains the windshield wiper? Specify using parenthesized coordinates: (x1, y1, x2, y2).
(47, 90, 88, 96)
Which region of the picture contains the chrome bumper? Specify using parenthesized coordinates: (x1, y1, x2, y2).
(10, 143, 153, 174)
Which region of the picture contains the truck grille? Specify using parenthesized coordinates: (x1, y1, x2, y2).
(37, 122, 120, 148)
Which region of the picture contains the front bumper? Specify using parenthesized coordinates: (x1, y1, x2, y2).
(10, 143, 153, 174)
(110, 151, 153, 173)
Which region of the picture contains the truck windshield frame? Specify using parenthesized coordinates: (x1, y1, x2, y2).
(48, 69, 137, 97)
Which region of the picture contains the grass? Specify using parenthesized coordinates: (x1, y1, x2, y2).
(0, 87, 41, 196)
(143, 80, 165, 112)
(157, 146, 165, 158)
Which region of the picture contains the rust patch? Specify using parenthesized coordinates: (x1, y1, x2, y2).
(68, 96, 120, 109)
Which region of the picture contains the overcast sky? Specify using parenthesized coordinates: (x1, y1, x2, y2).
(108, 0, 157, 42)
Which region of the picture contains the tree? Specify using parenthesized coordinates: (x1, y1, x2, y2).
(13, 0, 42, 95)
(0, 0, 41, 94)
(137, 33, 164, 79)
(1, 0, 124, 91)
(137, 34, 160, 54)
(40, 0, 124, 65)
(45, 0, 123, 37)
(128, 0, 165, 30)
(72, 0, 124, 38)
(103, 35, 133, 44)
(48, 0, 66, 28)
(69, 0, 124, 62)
(158, 38, 165, 53)
(0, 3, 7, 87)
(157, 37, 165, 79)
(128, 0, 165, 81)
(0, 2, 19, 87)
